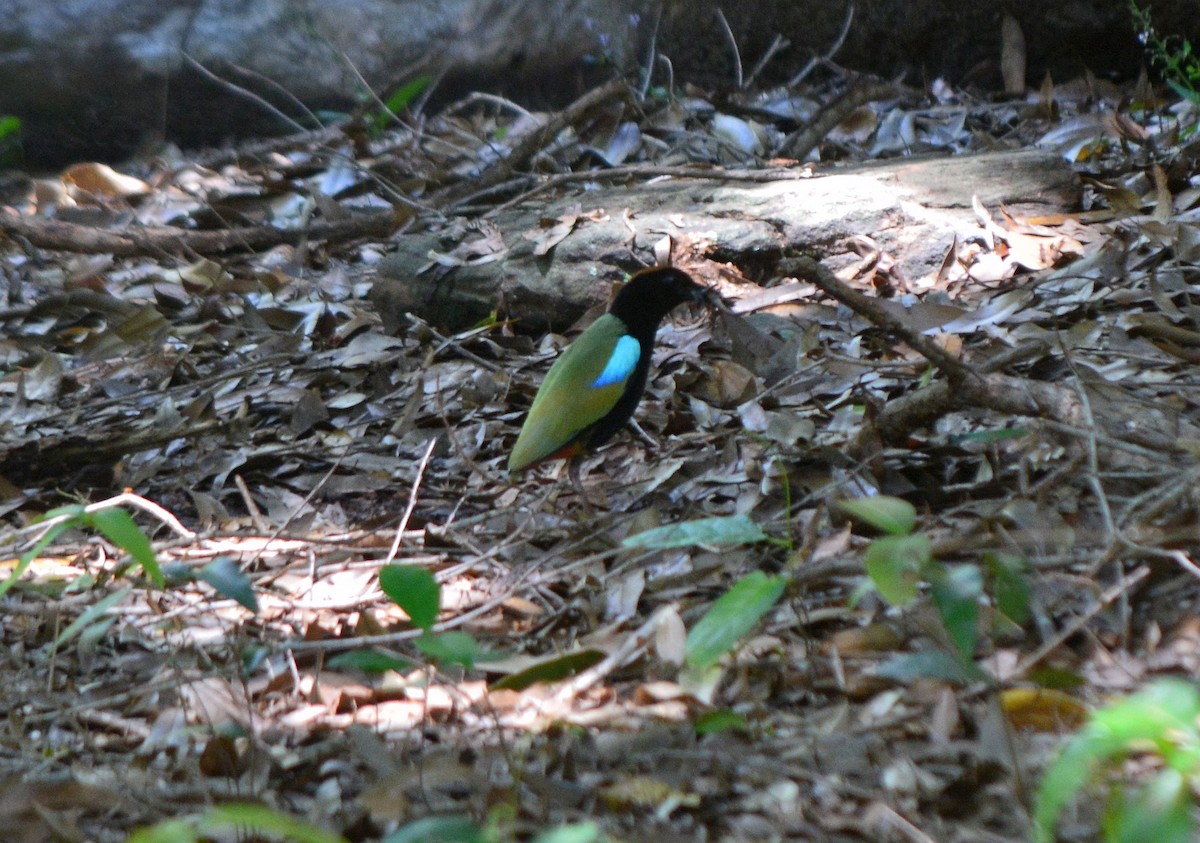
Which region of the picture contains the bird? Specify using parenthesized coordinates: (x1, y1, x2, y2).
(508, 266, 709, 474)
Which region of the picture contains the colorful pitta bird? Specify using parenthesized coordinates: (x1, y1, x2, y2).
(508, 267, 708, 473)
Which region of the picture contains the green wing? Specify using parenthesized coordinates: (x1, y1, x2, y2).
(508, 314, 634, 470)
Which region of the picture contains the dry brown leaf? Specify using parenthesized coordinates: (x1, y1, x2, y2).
(61, 162, 150, 199)
(1000, 688, 1088, 732)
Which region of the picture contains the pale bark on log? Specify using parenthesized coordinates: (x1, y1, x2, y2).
(370, 148, 1078, 333)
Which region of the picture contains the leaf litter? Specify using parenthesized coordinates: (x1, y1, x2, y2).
(0, 50, 1199, 843)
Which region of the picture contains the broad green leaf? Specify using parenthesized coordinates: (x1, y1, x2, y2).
(985, 552, 1031, 624)
(623, 515, 767, 550)
(875, 650, 983, 684)
(490, 649, 605, 691)
(1034, 680, 1200, 843)
(685, 571, 786, 670)
(930, 564, 982, 661)
(1027, 666, 1086, 691)
(241, 645, 269, 673)
(87, 507, 163, 586)
(0, 519, 72, 599)
(197, 803, 345, 843)
(1034, 733, 1105, 843)
(1089, 680, 1200, 758)
(159, 561, 196, 585)
(383, 76, 431, 114)
(0, 115, 21, 139)
(383, 816, 483, 843)
(126, 818, 197, 843)
(414, 631, 483, 670)
(532, 821, 601, 843)
(864, 533, 931, 606)
(328, 648, 415, 673)
(949, 427, 1029, 445)
(379, 565, 439, 630)
(839, 496, 916, 535)
(197, 557, 257, 612)
(41, 504, 87, 521)
(694, 708, 749, 735)
(55, 585, 132, 647)
(1104, 769, 1193, 843)
(77, 614, 118, 651)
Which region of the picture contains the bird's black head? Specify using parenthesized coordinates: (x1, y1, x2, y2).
(608, 267, 708, 338)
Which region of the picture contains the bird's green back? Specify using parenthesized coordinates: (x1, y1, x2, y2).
(508, 314, 634, 471)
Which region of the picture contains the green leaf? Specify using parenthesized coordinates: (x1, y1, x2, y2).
(875, 650, 983, 684)
(1104, 769, 1193, 843)
(241, 645, 269, 673)
(383, 76, 431, 114)
(685, 571, 786, 670)
(490, 650, 605, 691)
(532, 821, 601, 843)
(328, 648, 415, 674)
(382, 816, 484, 843)
(839, 496, 916, 535)
(0, 520, 72, 599)
(41, 504, 87, 521)
(126, 818, 197, 843)
(622, 515, 767, 550)
(87, 507, 163, 587)
(1033, 680, 1200, 843)
(694, 708, 749, 735)
(985, 552, 1031, 624)
(1034, 732, 1105, 843)
(368, 76, 432, 135)
(77, 614, 118, 650)
(197, 557, 257, 612)
(1089, 680, 1200, 758)
(379, 565, 440, 630)
(949, 427, 1029, 445)
(55, 585, 133, 647)
(414, 631, 486, 670)
(196, 803, 345, 843)
(864, 533, 931, 606)
(1027, 665, 1086, 691)
(930, 564, 982, 661)
(0, 115, 22, 140)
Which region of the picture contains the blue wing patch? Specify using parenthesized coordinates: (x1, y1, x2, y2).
(591, 334, 640, 388)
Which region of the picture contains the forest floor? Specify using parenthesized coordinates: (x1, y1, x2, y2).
(2, 58, 1200, 843)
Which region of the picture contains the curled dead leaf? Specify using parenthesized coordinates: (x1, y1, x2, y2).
(1000, 687, 1088, 732)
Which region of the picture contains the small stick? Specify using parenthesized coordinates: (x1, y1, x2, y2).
(386, 437, 439, 564)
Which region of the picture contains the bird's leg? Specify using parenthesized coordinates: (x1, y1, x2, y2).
(629, 418, 659, 453)
(568, 458, 608, 511)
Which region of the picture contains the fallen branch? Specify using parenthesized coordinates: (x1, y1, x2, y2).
(431, 78, 634, 208)
(784, 254, 1200, 460)
(0, 211, 399, 257)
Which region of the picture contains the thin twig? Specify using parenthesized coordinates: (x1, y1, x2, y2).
(789, 3, 855, 87)
(714, 8, 743, 89)
(386, 437, 439, 564)
(745, 35, 791, 89)
(777, 76, 904, 161)
(181, 53, 310, 134)
(517, 604, 677, 721)
(4, 492, 197, 555)
(1009, 565, 1150, 680)
(441, 91, 534, 120)
(784, 254, 973, 382)
(234, 475, 270, 534)
(863, 802, 937, 843)
(637, 3, 663, 100)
